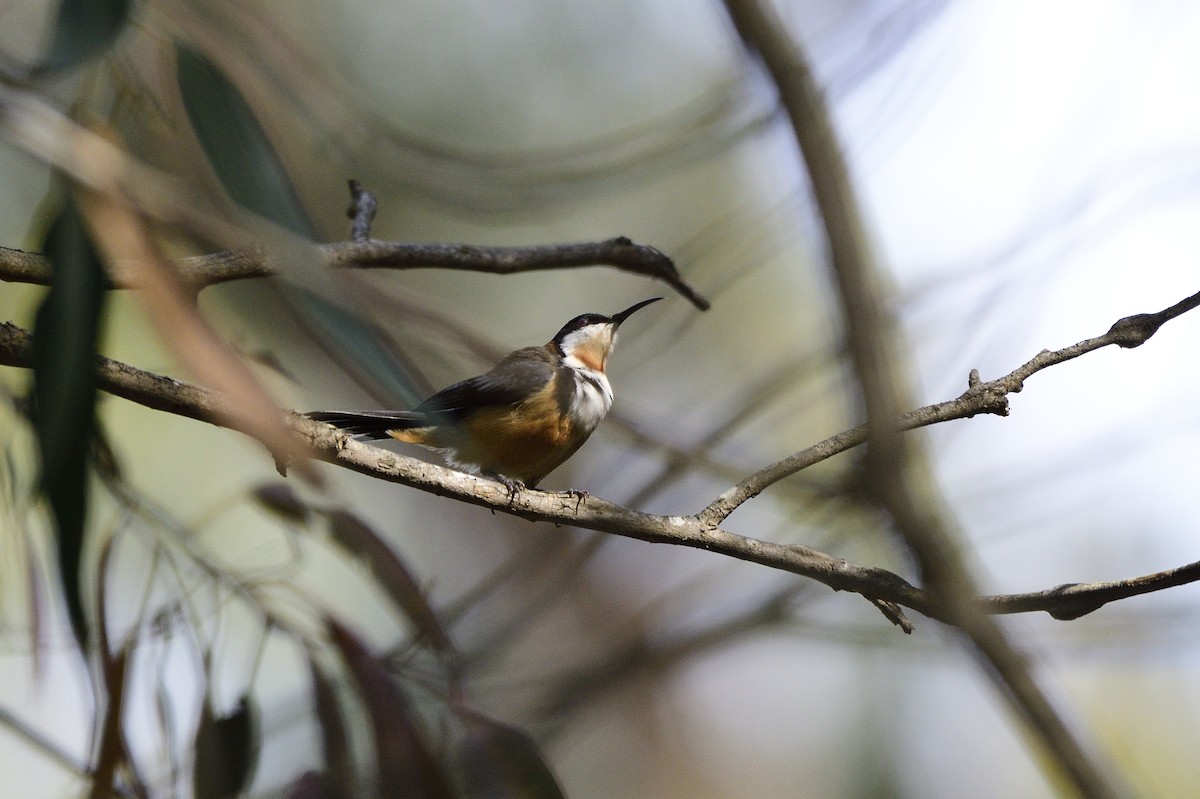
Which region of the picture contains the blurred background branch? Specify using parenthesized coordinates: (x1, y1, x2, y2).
(3, 1, 1200, 798)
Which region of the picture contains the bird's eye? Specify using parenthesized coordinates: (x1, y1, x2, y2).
(555, 314, 607, 342)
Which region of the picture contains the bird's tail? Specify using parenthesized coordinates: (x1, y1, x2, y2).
(305, 410, 429, 440)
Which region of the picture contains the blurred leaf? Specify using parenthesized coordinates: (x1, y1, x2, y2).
(289, 287, 430, 410)
(175, 44, 314, 237)
(1, 435, 20, 507)
(33, 0, 131, 75)
(78, 174, 322, 485)
(325, 510, 458, 661)
(174, 46, 431, 409)
(327, 619, 455, 798)
(31, 199, 107, 650)
(456, 711, 565, 799)
(283, 771, 337, 799)
(193, 695, 259, 799)
(307, 659, 354, 799)
(252, 482, 311, 524)
(7, 427, 49, 679)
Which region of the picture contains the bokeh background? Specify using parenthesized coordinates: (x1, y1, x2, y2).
(3, 1, 1200, 797)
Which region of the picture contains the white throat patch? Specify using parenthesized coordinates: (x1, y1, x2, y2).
(562, 355, 613, 432)
(559, 325, 615, 372)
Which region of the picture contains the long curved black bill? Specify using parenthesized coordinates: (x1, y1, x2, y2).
(611, 297, 663, 328)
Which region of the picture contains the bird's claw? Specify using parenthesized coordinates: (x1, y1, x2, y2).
(562, 488, 588, 512)
(485, 471, 525, 504)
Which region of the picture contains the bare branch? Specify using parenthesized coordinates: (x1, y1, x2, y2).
(1, 319, 1197, 632)
(0, 237, 709, 308)
(700, 291, 1200, 524)
(0, 245, 52, 285)
(869, 598, 914, 633)
(0, 321, 241, 425)
(984, 561, 1200, 620)
(323, 236, 710, 310)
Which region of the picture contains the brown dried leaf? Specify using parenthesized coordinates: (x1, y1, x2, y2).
(456, 709, 565, 799)
(326, 619, 454, 798)
(76, 187, 319, 484)
(252, 482, 311, 524)
(307, 659, 353, 799)
(324, 510, 456, 660)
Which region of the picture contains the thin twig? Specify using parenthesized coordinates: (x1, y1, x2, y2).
(327, 237, 710, 310)
(345, 179, 377, 243)
(0, 238, 709, 310)
(983, 560, 1200, 620)
(699, 290, 1200, 524)
(0, 706, 135, 798)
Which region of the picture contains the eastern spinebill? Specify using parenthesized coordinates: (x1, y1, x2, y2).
(307, 298, 662, 491)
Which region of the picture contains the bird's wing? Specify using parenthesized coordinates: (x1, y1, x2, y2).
(308, 347, 557, 439)
(413, 347, 556, 418)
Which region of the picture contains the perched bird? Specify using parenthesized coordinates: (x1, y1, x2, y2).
(307, 298, 662, 491)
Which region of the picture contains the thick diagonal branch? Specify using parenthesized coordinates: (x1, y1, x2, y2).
(1, 319, 1196, 631)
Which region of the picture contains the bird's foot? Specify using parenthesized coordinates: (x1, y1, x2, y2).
(484, 471, 525, 504)
(562, 488, 589, 512)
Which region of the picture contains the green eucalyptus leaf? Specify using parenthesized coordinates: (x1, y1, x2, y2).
(290, 288, 430, 409)
(31, 199, 107, 650)
(175, 46, 430, 408)
(175, 44, 314, 237)
(34, 0, 131, 75)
